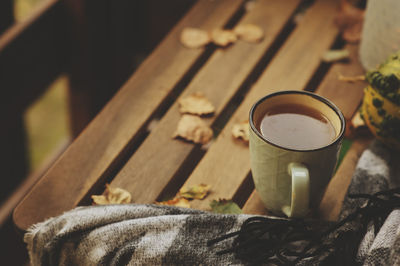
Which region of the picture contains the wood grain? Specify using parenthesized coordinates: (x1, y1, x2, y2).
(110, 0, 301, 204)
(317, 44, 366, 120)
(318, 135, 373, 221)
(13, 0, 243, 231)
(242, 190, 269, 215)
(242, 45, 367, 216)
(183, 0, 340, 211)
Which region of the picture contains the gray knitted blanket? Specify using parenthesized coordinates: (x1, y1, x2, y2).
(25, 141, 400, 265)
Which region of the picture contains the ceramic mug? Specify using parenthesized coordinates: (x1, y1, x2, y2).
(249, 91, 345, 218)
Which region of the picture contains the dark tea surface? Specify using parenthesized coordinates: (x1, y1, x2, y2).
(259, 103, 336, 150)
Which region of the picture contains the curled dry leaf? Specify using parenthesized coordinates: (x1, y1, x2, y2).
(338, 73, 365, 82)
(91, 184, 132, 205)
(210, 199, 242, 214)
(211, 29, 237, 47)
(334, 1, 364, 43)
(322, 49, 350, 63)
(232, 121, 249, 143)
(178, 92, 215, 116)
(351, 110, 366, 129)
(180, 27, 210, 48)
(178, 184, 211, 200)
(346, 110, 369, 138)
(173, 114, 213, 144)
(234, 24, 264, 43)
(157, 198, 191, 208)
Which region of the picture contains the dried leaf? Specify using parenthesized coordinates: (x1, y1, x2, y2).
(178, 92, 215, 115)
(157, 198, 191, 208)
(233, 24, 264, 43)
(91, 184, 132, 205)
(322, 49, 350, 63)
(351, 110, 366, 129)
(178, 184, 211, 200)
(334, 2, 364, 43)
(211, 29, 237, 47)
(232, 121, 249, 143)
(180, 27, 211, 48)
(173, 114, 213, 144)
(338, 73, 365, 82)
(210, 199, 242, 214)
(346, 110, 369, 138)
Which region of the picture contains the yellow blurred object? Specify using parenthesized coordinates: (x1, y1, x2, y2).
(360, 50, 400, 150)
(361, 85, 400, 150)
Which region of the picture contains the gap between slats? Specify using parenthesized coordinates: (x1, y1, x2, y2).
(14, 0, 247, 231)
(157, 13, 298, 202)
(105, 0, 305, 206)
(77, 4, 248, 205)
(177, 0, 342, 212)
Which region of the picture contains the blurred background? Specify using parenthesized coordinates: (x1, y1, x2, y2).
(0, 0, 195, 263)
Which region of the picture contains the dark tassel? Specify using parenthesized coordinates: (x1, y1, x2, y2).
(208, 188, 400, 265)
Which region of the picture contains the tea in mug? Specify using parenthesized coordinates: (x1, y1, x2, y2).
(258, 103, 336, 150)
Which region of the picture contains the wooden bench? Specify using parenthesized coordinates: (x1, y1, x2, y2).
(1, 0, 194, 263)
(14, 0, 370, 245)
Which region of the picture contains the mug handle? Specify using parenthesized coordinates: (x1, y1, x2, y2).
(282, 163, 309, 218)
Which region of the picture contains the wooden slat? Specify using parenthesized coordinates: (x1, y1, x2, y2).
(110, 0, 301, 204)
(318, 135, 372, 221)
(181, 0, 340, 211)
(14, 0, 244, 231)
(242, 190, 269, 215)
(316, 44, 365, 120)
(242, 44, 367, 215)
(66, 0, 182, 136)
(1, 139, 69, 226)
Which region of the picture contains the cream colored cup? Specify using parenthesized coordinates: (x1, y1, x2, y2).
(249, 91, 345, 218)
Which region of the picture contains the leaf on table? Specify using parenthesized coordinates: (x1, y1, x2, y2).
(157, 197, 191, 208)
(338, 73, 365, 82)
(322, 49, 350, 63)
(232, 121, 249, 143)
(210, 199, 242, 214)
(178, 92, 215, 116)
(91, 184, 132, 205)
(173, 114, 213, 144)
(178, 184, 211, 200)
(346, 110, 369, 138)
(233, 24, 264, 43)
(351, 110, 366, 129)
(180, 27, 211, 48)
(334, 1, 365, 43)
(211, 29, 237, 47)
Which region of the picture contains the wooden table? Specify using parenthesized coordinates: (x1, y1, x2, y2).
(14, 0, 372, 232)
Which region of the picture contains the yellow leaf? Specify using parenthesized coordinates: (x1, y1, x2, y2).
(232, 121, 249, 143)
(211, 29, 237, 47)
(178, 92, 215, 116)
(234, 24, 264, 43)
(180, 27, 210, 48)
(91, 184, 132, 205)
(178, 184, 211, 200)
(173, 114, 213, 144)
